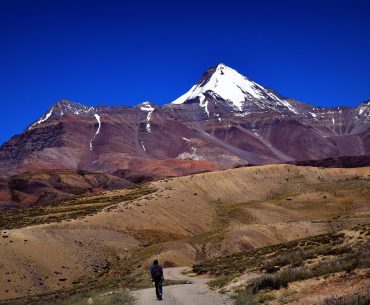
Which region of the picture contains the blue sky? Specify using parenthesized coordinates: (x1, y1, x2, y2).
(0, 0, 369, 144)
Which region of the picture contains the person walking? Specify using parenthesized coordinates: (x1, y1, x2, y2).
(150, 259, 164, 300)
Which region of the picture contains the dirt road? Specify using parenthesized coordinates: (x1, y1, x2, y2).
(133, 267, 232, 305)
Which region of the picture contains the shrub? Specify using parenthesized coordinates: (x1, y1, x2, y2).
(252, 255, 364, 293)
(324, 293, 370, 305)
(208, 274, 236, 289)
(256, 292, 275, 303)
(252, 268, 310, 293)
(234, 288, 258, 305)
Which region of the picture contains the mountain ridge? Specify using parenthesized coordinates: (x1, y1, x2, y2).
(25, 64, 370, 130)
(0, 63, 369, 206)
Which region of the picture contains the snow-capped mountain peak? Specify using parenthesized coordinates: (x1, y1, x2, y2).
(172, 63, 298, 115)
(172, 64, 263, 110)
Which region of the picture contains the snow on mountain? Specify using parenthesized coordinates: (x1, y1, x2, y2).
(172, 63, 298, 115)
(28, 99, 95, 130)
(29, 108, 55, 129)
(50, 99, 95, 117)
(357, 101, 370, 119)
(1, 64, 370, 185)
(89, 114, 102, 151)
(139, 102, 155, 132)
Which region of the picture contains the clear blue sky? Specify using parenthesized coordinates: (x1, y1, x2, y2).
(1, 0, 369, 144)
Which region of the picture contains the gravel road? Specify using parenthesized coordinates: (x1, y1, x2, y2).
(133, 267, 232, 305)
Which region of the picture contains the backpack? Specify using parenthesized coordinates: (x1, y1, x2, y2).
(151, 265, 162, 279)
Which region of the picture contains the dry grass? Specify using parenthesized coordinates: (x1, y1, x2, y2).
(198, 225, 370, 304)
(324, 293, 370, 305)
(192, 230, 352, 276)
(0, 185, 155, 230)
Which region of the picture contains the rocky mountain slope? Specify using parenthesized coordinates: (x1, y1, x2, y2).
(0, 64, 369, 206)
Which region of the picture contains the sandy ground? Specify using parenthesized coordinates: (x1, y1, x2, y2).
(133, 267, 232, 305)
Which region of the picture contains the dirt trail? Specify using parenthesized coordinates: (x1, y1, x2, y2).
(133, 267, 232, 305)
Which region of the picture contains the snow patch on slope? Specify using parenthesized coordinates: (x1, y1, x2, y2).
(29, 100, 96, 130)
(63, 102, 94, 115)
(358, 102, 370, 118)
(268, 93, 299, 115)
(89, 114, 101, 151)
(29, 108, 54, 129)
(178, 138, 203, 160)
(140, 140, 146, 152)
(199, 96, 209, 117)
(57, 100, 95, 116)
(177, 146, 202, 160)
(140, 102, 155, 132)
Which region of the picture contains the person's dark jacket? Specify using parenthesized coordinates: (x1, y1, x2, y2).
(150, 264, 164, 282)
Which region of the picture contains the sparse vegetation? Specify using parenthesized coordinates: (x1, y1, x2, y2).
(252, 242, 369, 293)
(193, 230, 350, 276)
(0, 185, 155, 230)
(324, 293, 370, 305)
(234, 288, 257, 305)
(214, 200, 255, 226)
(209, 274, 237, 289)
(60, 289, 135, 305)
(195, 225, 370, 304)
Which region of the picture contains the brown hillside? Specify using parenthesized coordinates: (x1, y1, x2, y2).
(0, 164, 369, 303)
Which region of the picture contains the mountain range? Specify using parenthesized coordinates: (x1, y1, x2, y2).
(1, 63, 369, 206)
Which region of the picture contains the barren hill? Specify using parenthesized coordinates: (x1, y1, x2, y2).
(0, 164, 369, 303)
